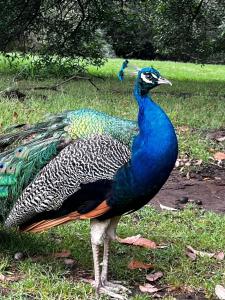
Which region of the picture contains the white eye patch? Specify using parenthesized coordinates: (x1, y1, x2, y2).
(141, 73, 152, 84)
(152, 74, 158, 79)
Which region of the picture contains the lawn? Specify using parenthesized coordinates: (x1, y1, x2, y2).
(0, 57, 224, 299)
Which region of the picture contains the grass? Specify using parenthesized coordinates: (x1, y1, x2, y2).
(0, 206, 224, 299)
(0, 57, 224, 299)
(0, 64, 225, 161)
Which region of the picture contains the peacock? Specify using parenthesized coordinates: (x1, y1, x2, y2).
(2, 62, 178, 299)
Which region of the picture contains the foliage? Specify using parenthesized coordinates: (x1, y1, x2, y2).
(103, 2, 155, 59)
(0, 0, 108, 73)
(0, 0, 225, 65)
(0, 0, 41, 51)
(104, 0, 225, 63)
(1, 53, 99, 78)
(150, 0, 225, 62)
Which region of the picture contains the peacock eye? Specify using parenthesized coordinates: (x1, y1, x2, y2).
(145, 73, 152, 78)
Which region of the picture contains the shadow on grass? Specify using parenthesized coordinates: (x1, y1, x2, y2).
(0, 228, 57, 256)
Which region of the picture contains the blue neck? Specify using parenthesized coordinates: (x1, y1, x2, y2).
(131, 83, 178, 188)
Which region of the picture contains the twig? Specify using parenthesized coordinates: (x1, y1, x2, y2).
(0, 74, 101, 96)
(22, 74, 101, 91)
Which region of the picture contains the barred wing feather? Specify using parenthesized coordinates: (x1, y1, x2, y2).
(5, 135, 131, 229)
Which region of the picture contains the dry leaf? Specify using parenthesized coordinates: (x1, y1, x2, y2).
(186, 246, 215, 258)
(214, 252, 224, 261)
(195, 159, 203, 166)
(64, 258, 76, 267)
(146, 271, 163, 282)
(186, 250, 197, 261)
(139, 283, 159, 294)
(215, 285, 225, 300)
(214, 152, 225, 161)
(53, 250, 71, 258)
(216, 137, 225, 142)
(187, 246, 224, 261)
(128, 259, 154, 270)
(159, 204, 178, 211)
(117, 235, 157, 249)
(0, 273, 23, 282)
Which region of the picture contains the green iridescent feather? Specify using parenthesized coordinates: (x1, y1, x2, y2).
(0, 109, 138, 221)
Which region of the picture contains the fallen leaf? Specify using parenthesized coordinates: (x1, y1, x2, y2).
(53, 250, 71, 258)
(128, 259, 154, 270)
(214, 152, 225, 161)
(146, 271, 163, 282)
(159, 204, 178, 211)
(139, 283, 159, 294)
(216, 136, 225, 142)
(195, 159, 203, 166)
(214, 252, 224, 261)
(186, 249, 197, 261)
(186, 246, 215, 259)
(187, 246, 224, 261)
(215, 285, 225, 300)
(0, 273, 23, 282)
(64, 258, 76, 267)
(117, 235, 157, 249)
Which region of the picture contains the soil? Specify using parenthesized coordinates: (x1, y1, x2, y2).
(152, 164, 225, 213)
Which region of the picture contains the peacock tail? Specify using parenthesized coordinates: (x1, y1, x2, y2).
(0, 109, 137, 221)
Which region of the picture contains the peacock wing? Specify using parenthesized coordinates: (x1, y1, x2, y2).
(5, 135, 131, 231)
(0, 109, 137, 222)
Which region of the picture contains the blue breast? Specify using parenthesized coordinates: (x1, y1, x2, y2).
(105, 89, 178, 216)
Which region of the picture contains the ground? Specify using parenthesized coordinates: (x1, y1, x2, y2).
(154, 165, 225, 214)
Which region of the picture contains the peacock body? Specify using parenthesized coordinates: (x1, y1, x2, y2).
(3, 63, 178, 299)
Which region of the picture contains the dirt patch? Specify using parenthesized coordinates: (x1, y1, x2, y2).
(205, 128, 225, 143)
(173, 292, 207, 300)
(152, 165, 225, 213)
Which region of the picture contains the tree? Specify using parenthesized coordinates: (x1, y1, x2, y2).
(103, 1, 155, 59)
(0, 0, 109, 72)
(149, 0, 225, 62)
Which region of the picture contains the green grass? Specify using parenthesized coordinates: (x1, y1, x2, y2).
(0, 206, 224, 299)
(0, 58, 225, 299)
(0, 61, 225, 161)
(89, 58, 225, 82)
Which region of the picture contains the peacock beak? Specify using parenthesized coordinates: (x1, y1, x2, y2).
(158, 77, 172, 86)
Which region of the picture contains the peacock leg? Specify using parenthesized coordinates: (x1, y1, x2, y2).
(101, 218, 131, 294)
(91, 241, 127, 300)
(101, 236, 110, 284)
(91, 243, 102, 293)
(91, 218, 128, 299)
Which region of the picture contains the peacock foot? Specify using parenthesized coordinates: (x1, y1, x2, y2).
(98, 286, 128, 300)
(89, 280, 130, 299)
(101, 280, 131, 294)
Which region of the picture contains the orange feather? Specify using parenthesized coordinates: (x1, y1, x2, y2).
(21, 200, 111, 233)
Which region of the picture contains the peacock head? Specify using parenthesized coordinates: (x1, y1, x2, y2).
(136, 67, 172, 96)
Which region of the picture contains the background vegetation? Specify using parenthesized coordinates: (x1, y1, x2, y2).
(0, 0, 225, 74)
